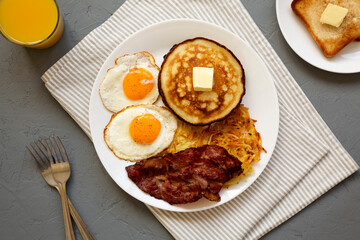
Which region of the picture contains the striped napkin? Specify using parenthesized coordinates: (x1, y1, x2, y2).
(41, 0, 359, 239)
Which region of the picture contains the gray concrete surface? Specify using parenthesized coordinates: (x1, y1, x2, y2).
(0, 0, 359, 239)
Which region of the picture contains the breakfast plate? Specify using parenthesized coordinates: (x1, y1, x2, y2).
(276, 0, 360, 74)
(89, 19, 279, 212)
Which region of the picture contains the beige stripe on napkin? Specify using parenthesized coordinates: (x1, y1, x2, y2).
(42, 0, 359, 239)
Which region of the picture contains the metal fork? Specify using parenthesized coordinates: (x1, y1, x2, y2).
(26, 137, 95, 240)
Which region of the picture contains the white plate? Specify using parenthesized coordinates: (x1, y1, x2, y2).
(276, 0, 360, 73)
(89, 19, 279, 212)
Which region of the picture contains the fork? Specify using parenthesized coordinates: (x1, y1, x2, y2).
(26, 137, 95, 240)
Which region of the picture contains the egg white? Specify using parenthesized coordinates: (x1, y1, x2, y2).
(104, 105, 177, 161)
(99, 52, 159, 113)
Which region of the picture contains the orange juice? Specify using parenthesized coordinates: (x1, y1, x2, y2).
(0, 0, 64, 48)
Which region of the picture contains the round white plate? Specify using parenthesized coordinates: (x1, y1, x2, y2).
(276, 0, 360, 73)
(89, 19, 279, 212)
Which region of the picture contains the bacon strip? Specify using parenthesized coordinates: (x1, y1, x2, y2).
(126, 145, 243, 204)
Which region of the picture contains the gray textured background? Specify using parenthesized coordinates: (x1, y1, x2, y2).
(0, 0, 359, 239)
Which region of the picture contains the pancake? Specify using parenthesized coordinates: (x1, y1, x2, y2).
(159, 37, 245, 125)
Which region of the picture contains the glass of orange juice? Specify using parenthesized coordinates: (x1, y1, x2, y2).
(0, 0, 64, 49)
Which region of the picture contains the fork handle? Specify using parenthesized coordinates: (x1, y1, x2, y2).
(68, 198, 96, 240)
(58, 183, 76, 240)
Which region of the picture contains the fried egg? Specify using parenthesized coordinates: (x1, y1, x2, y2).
(99, 52, 159, 113)
(104, 105, 177, 161)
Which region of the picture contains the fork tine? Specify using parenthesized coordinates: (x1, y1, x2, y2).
(29, 143, 43, 163)
(56, 136, 69, 163)
(26, 145, 46, 171)
(34, 141, 51, 168)
(37, 140, 54, 165)
(31, 142, 51, 169)
(52, 136, 64, 162)
(45, 138, 59, 163)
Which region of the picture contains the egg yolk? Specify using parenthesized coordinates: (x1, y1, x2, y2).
(129, 114, 161, 144)
(123, 68, 154, 100)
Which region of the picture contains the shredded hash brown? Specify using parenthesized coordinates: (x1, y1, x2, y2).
(161, 104, 265, 186)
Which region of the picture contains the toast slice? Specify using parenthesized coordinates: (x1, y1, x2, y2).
(291, 0, 360, 57)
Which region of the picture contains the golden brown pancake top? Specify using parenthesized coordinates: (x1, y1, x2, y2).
(159, 38, 245, 125)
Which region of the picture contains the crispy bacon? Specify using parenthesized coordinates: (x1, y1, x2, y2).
(126, 145, 243, 204)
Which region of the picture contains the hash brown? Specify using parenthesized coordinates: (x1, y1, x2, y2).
(161, 104, 264, 186)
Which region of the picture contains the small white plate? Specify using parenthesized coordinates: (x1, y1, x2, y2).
(89, 19, 279, 212)
(276, 0, 360, 73)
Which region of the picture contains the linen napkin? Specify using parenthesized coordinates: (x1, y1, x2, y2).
(41, 0, 359, 239)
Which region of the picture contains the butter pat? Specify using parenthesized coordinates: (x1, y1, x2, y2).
(193, 67, 214, 91)
(320, 3, 348, 28)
